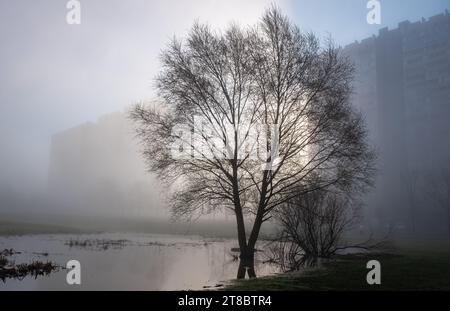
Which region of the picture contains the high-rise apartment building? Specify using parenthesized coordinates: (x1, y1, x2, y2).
(343, 11, 450, 230)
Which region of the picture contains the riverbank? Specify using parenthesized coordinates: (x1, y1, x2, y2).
(226, 247, 450, 290)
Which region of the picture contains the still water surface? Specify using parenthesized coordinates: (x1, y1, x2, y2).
(0, 233, 279, 290)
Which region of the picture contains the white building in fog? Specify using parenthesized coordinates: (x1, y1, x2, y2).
(48, 112, 166, 219)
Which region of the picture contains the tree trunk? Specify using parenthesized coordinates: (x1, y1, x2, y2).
(235, 208, 250, 279)
(236, 172, 268, 279)
(235, 222, 250, 279)
(234, 167, 268, 279)
(233, 166, 251, 279)
(237, 247, 256, 279)
(235, 211, 263, 279)
(237, 204, 264, 279)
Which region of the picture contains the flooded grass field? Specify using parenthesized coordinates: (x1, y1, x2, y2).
(0, 233, 279, 290)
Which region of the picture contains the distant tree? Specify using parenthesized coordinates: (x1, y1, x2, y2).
(426, 169, 450, 235)
(403, 170, 419, 234)
(130, 7, 376, 278)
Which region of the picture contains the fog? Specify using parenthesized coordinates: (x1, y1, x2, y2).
(1, 0, 450, 236)
(0, 0, 294, 225)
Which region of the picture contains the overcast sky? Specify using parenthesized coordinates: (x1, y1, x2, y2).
(1, 0, 449, 194)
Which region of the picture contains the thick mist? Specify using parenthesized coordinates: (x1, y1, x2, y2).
(0, 0, 293, 228)
(1, 0, 449, 236)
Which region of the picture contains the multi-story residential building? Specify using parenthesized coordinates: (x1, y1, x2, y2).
(343, 11, 450, 232)
(48, 112, 165, 219)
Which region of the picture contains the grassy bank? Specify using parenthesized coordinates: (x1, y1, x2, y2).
(226, 249, 450, 290)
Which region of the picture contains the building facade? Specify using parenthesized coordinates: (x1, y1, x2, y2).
(48, 112, 166, 219)
(343, 11, 450, 232)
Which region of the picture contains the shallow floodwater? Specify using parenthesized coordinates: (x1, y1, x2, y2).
(0, 233, 279, 290)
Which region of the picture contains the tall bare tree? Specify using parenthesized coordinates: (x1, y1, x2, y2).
(131, 7, 375, 278)
(271, 186, 359, 270)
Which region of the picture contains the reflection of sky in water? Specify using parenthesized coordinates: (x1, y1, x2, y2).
(0, 233, 279, 290)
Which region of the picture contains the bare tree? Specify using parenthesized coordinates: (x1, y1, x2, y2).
(130, 7, 375, 278)
(270, 189, 355, 270)
(269, 183, 386, 271)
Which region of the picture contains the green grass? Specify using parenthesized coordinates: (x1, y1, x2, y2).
(226, 250, 450, 291)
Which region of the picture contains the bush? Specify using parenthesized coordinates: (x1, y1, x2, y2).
(271, 189, 358, 271)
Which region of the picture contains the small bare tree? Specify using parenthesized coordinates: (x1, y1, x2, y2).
(271, 185, 358, 270)
(131, 7, 375, 278)
(269, 182, 389, 271)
